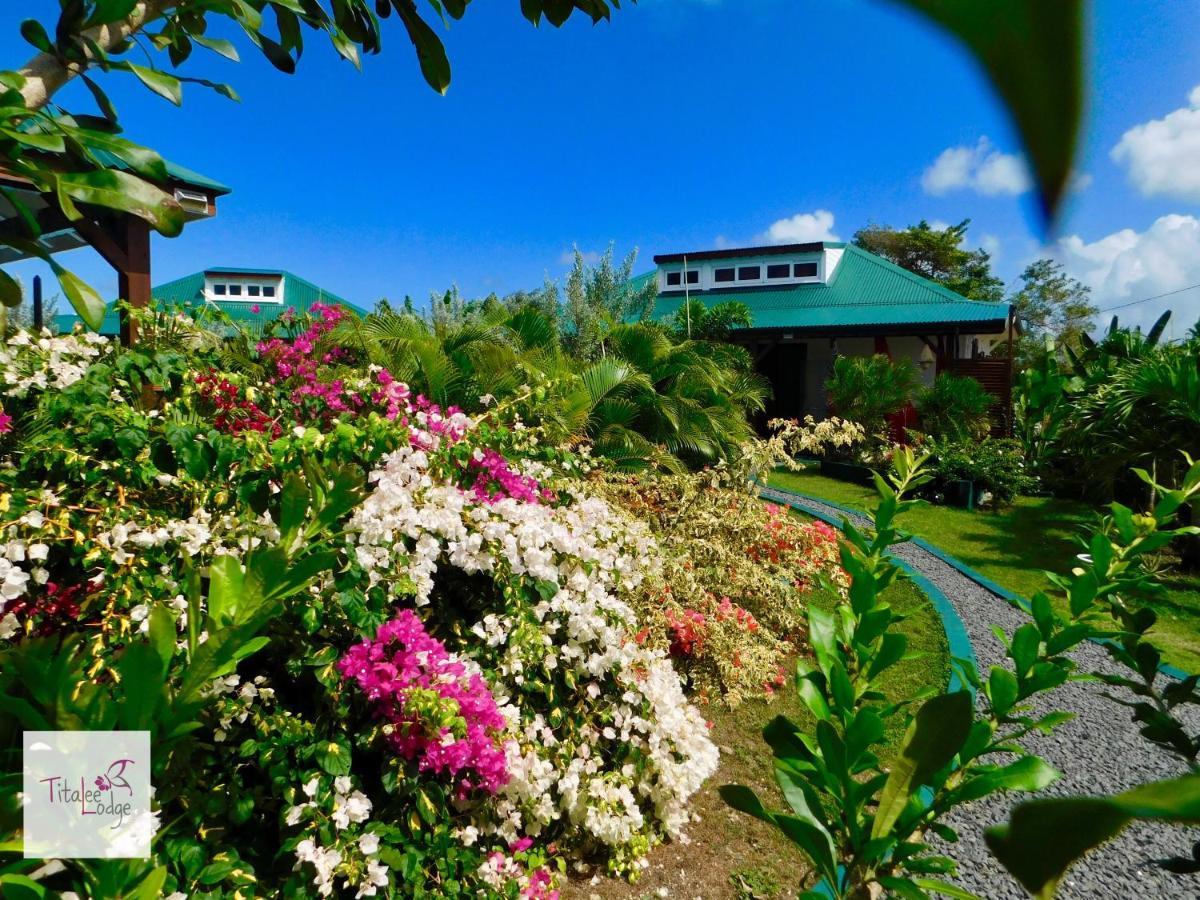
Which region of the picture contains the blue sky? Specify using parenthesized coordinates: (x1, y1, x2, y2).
(5, 0, 1200, 332)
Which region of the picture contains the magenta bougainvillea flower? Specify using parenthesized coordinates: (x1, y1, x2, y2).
(338, 610, 510, 797)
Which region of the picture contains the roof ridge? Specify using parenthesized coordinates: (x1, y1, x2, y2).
(843, 244, 1008, 307)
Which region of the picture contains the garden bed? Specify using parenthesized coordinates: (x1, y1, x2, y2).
(568, 570, 950, 899)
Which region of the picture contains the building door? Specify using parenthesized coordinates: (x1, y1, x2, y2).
(755, 340, 808, 426)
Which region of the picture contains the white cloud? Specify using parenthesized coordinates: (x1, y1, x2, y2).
(760, 209, 839, 244)
(1111, 85, 1200, 202)
(980, 233, 1002, 261)
(921, 137, 1032, 196)
(1054, 214, 1200, 332)
(559, 248, 601, 266)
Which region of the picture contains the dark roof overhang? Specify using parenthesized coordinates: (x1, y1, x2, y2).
(653, 242, 827, 264)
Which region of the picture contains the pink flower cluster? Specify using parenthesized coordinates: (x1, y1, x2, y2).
(480, 842, 559, 900)
(338, 610, 510, 797)
(257, 302, 363, 424)
(715, 596, 759, 633)
(371, 369, 469, 447)
(469, 449, 547, 505)
(0, 408, 11, 434)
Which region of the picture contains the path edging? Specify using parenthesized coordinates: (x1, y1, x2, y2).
(763, 483, 1190, 682)
(759, 487, 976, 695)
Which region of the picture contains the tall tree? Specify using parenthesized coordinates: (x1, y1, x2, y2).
(563, 244, 656, 360)
(1009, 258, 1097, 363)
(853, 219, 1005, 302)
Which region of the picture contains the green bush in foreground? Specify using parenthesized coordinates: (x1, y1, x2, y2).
(724, 449, 1200, 899)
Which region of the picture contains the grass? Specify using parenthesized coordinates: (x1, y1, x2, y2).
(767, 467, 1200, 673)
(565, 569, 950, 899)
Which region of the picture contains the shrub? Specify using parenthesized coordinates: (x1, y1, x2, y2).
(924, 437, 1037, 507)
(824, 355, 918, 437)
(915, 371, 994, 441)
(0, 313, 719, 897)
(766, 415, 867, 462)
(595, 469, 847, 705)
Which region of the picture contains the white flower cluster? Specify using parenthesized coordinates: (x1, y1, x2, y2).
(348, 445, 719, 856)
(0, 329, 110, 398)
(291, 777, 388, 898)
(0, 521, 53, 640)
(95, 508, 281, 564)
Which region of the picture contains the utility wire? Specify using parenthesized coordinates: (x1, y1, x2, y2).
(1098, 282, 1200, 312)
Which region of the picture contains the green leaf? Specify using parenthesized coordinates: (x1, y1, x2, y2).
(396, 2, 452, 93)
(317, 737, 352, 775)
(987, 667, 1018, 718)
(890, 0, 1083, 224)
(873, 691, 973, 838)
(912, 878, 982, 899)
(19, 19, 53, 53)
(807, 606, 837, 676)
(0, 874, 47, 900)
(207, 555, 245, 628)
(0, 268, 22, 307)
(985, 775, 1200, 898)
(278, 471, 310, 544)
(86, 0, 142, 27)
(1009, 624, 1041, 677)
(49, 260, 105, 331)
(70, 129, 169, 181)
(59, 169, 184, 237)
(193, 35, 240, 61)
(127, 63, 183, 105)
(719, 784, 775, 825)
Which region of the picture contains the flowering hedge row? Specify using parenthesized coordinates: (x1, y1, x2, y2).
(596, 471, 846, 705)
(0, 308, 721, 897)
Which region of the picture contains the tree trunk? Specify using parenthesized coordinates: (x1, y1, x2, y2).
(16, 2, 168, 111)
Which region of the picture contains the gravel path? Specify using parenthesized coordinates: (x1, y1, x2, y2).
(762, 488, 1200, 899)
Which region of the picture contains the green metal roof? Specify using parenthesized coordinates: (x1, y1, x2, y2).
(649, 245, 1010, 332)
(80, 148, 230, 195)
(55, 268, 366, 335)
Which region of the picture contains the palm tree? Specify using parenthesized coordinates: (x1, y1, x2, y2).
(337, 307, 767, 473)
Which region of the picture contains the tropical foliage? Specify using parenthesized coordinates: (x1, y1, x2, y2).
(724, 449, 1200, 899)
(824, 354, 919, 438)
(914, 372, 995, 443)
(0, 308, 724, 897)
(337, 292, 767, 473)
(1015, 312, 1200, 567)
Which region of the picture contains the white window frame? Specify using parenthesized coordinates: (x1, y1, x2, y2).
(205, 276, 285, 305)
(660, 267, 702, 291)
(656, 254, 825, 292)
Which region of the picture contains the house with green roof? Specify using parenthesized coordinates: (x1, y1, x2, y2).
(647, 241, 1014, 426)
(56, 267, 367, 335)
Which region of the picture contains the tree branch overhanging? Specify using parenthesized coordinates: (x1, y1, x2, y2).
(16, 2, 169, 110)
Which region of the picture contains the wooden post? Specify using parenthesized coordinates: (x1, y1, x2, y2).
(117, 216, 151, 346)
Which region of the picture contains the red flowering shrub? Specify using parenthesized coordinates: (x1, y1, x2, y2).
(194, 371, 281, 438)
(596, 470, 848, 705)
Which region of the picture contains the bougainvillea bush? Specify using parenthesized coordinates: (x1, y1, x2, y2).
(596, 469, 847, 705)
(0, 306, 718, 898)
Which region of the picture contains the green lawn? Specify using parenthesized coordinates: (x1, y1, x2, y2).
(768, 467, 1200, 673)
